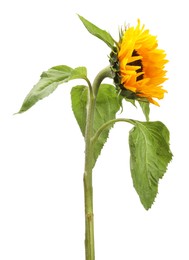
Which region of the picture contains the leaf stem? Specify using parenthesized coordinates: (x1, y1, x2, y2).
(92, 118, 135, 145)
(83, 66, 113, 260)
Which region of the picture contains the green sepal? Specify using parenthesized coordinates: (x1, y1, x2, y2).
(124, 97, 136, 107)
(138, 100, 150, 121)
(78, 15, 115, 49)
(18, 66, 88, 113)
(129, 121, 173, 210)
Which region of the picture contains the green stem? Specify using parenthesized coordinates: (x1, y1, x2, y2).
(83, 66, 113, 260)
(84, 89, 95, 260)
(92, 66, 113, 97)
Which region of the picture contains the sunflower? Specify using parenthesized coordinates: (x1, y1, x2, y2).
(110, 20, 168, 106)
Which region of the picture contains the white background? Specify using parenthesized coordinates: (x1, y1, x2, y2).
(0, 0, 188, 259)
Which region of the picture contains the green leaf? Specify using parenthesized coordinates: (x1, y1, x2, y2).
(78, 15, 115, 49)
(93, 84, 120, 167)
(18, 66, 88, 113)
(129, 121, 173, 210)
(71, 85, 88, 135)
(138, 100, 150, 121)
(69, 66, 88, 81)
(71, 84, 121, 167)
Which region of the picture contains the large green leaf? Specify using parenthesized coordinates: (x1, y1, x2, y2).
(93, 84, 120, 167)
(18, 66, 88, 113)
(129, 121, 172, 210)
(78, 15, 115, 49)
(71, 84, 120, 167)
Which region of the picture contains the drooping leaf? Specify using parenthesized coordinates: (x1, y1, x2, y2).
(18, 66, 88, 113)
(71, 85, 88, 135)
(78, 15, 115, 49)
(138, 100, 150, 121)
(129, 121, 172, 210)
(71, 84, 121, 167)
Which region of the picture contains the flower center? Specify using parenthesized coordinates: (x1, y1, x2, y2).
(128, 50, 143, 81)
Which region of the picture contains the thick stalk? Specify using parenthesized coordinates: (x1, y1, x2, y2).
(93, 66, 113, 97)
(83, 66, 113, 260)
(84, 90, 95, 260)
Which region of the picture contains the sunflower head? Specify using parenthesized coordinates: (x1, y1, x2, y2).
(110, 20, 168, 106)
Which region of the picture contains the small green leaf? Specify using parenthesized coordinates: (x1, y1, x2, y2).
(129, 121, 172, 210)
(71, 85, 88, 135)
(18, 66, 88, 113)
(138, 100, 150, 121)
(78, 15, 115, 49)
(71, 84, 121, 167)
